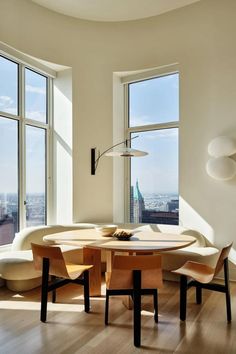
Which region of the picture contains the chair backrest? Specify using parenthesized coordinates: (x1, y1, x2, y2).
(31, 243, 69, 278)
(107, 255, 163, 290)
(214, 243, 233, 276)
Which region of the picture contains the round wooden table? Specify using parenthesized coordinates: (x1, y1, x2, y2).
(43, 228, 196, 296)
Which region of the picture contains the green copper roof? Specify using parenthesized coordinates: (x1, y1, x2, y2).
(134, 180, 144, 201)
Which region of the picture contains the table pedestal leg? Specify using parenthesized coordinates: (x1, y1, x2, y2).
(83, 247, 101, 296)
(106, 250, 114, 273)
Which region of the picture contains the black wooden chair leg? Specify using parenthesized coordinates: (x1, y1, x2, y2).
(83, 270, 90, 313)
(105, 291, 109, 325)
(180, 275, 187, 321)
(224, 259, 231, 322)
(196, 284, 202, 304)
(41, 258, 49, 323)
(52, 289, 56, 303)
(225, 290, 231, 323)
(153, 290, 158, 323)
(133, 270, 141, 347)
(51, 276, 56, 303)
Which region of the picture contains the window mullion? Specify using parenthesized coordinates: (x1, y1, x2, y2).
(24, 118, 48, 129)
(124, 84, 130, 223)
(127, 121, 179, 134)
(46, 78, 53, 224)
(19, 64, 26, 230)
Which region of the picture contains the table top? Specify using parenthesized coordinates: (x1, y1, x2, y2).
(43, 228, 196, 252)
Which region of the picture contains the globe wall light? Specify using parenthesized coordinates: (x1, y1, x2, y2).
(208, 136, 236, 158)
(206, 136, 236, 180)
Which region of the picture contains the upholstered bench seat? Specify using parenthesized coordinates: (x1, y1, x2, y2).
(0, 245, 85, 291)
(0, 224, 96, 291)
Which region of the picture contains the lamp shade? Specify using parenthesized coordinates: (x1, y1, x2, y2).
(105, 147, 148, 157)
(208, 136, 236, 157)
(206, 157, 236, 180)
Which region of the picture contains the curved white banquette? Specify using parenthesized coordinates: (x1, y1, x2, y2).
(0, 223, 219, 291)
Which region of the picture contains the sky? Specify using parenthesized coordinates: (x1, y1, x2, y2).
(0, 55, 46, 194)
(129, 73, 179, 195)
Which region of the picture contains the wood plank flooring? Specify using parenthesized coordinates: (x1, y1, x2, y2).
(0, 280, 235, 354)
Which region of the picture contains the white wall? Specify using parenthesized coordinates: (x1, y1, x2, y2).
(53, 69, 73, 224)
(0, 0, 236, 262)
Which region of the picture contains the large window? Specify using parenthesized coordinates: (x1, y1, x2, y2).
(0, 54, 51, 245)
(127, 72, 179, 225)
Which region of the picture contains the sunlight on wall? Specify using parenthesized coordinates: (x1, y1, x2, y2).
(180, 196, 236, 267)
(113, 73, 125, 223)
(53, 69, 73, 223)
(179, 196, 215, 243)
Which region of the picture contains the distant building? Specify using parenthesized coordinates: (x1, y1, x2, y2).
(0, 201, 6, 219)
(130, 182, 179, 225)
(12, 211, 18, 234)
(133, 180, 145, 223)
(142, 209, 179, 225)
(0, 215, 15, 245)
(130, 186, 134, 223)
(167, 199, 179, 213)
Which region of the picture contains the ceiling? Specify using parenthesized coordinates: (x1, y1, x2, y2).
(31, 0, 201, 22)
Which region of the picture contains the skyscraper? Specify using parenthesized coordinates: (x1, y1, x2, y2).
(133, 180, 145, 223)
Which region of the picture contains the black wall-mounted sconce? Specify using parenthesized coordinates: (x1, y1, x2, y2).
(91, 135, 148, 175)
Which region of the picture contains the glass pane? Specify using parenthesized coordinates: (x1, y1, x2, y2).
(130, 129, 179, 225)
(129, 73, 179, 127)
(25, 68, 47, 123)
(0, 117, 19, 245)
(0, 56, 18, 115)
(26, 125, 46, 227)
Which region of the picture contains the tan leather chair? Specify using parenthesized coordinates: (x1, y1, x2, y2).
(172, 243, 232, 322)
(31, 243, 93, 322)
(105, 254, 163, 347)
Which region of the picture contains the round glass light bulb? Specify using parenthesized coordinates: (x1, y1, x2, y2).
(206, 157, 236, 180)
(208, 136, 236, 157)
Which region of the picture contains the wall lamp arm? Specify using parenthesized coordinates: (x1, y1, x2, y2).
(91, 135, 139, 175)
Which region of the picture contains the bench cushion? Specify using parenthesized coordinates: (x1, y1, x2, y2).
(0, 245, 84, 280)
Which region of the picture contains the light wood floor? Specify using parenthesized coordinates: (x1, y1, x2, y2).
(0, 280, 235, 354)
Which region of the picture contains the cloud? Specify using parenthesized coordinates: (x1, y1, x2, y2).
(26, 111, 46, 122)
(3, 107, 18, 115)
(25, 85, 46, 95)
(0, 95, 14, 107)
(130, 115, 154, 126)
(147, 129, 178, 140)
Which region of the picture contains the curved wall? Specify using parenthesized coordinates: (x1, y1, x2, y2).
(0, 0, 236, 265)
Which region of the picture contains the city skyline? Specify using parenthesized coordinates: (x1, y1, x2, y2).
(0, 191, 46, 245)
(130, 179, 178, 225)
